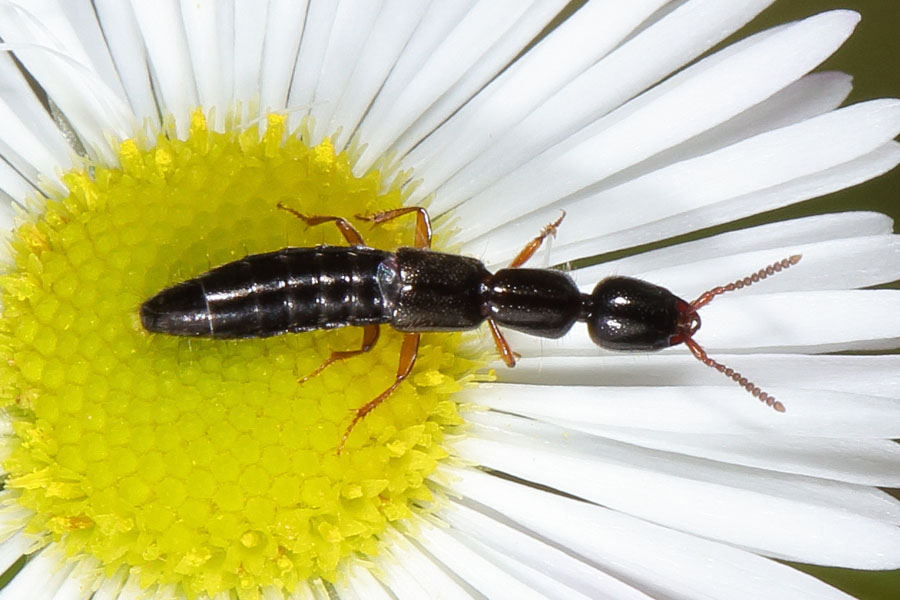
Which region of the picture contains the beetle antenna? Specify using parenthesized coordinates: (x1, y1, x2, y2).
(683, 254, 802, 413)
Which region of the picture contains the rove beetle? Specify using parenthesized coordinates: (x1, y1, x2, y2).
(142, 204, 800, 452)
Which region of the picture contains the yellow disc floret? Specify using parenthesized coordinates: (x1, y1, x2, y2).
(0, 113, 472, 598)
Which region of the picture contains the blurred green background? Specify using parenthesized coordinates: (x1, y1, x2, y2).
(721, 2, 899, 599)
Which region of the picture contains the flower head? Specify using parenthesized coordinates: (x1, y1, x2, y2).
(0, 2, 897, 599)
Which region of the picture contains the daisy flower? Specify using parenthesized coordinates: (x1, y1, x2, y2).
(0, 2, 897, 600)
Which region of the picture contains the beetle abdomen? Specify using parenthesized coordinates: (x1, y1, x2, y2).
(141, 246, 393, 338)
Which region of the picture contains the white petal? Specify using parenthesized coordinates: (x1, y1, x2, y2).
(53, 556, 101, 600)
(409, 513, 552, 600)
(596, 71, 855, 192)
(450, 11, 862, 239)
(560, 426, 900, 486)
(232, 0, 268, 113)
(0, 548, 74, 600)
(0, 4, 134, 162)
(0, 53, 74, 179)
(439, 465, 858, 600)
(442, 500, 654, 600)
(465, 377, 900, 437)
(0, 532, 31, 578)
(403, 0, 671, 186)
(93, 0, 160, 129)
(528, 140, 900, 266)
(90, 568, 127, 600)
(269, 0, 313, 117)
(455, 413, 900, 567)
(375, 528, 474, 600)
(491, 354, 900, 400)
(306, 0, 385, 145)
(425, 0, 778, 212)
(329, 0, 431, 151)
(6, 0, 125, 97)
(129, 0, 199, 138)
(181, 0, 232, 131)
(334, 560, 394, 600)
(563, 211, 892, 285)
(572, 234, 900, 299)
(355, 0, 567, 173)
(466, 100, 900, 262)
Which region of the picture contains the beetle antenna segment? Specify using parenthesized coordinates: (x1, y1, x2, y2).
(689, 254, 802, 310)
(682, 254, 802, 413)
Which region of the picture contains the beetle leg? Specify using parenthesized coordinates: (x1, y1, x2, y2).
(509, 210, 566, 268)
(300, 325, 380, 383)
(338, 332, 420, 454)
(487, 318, 517, 367)
(277, 201, 365, 246)
(356, 206, 432, 249)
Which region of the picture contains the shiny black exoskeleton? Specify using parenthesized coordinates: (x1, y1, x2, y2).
(142, 205, 799, 452)
(140, 245, 692, 351)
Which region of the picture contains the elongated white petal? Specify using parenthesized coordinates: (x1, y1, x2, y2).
(328, 0, 430, 151)
(306, 1, 384, 145)
(561, 426, 900, 486)
(376, 528, 475, 600)
(6, 0, 125, 98)
(355, 0, 567, 173)
(270, 0, 314, 117)
(442, 500, 655, 599)
(450, 11, 862, 238)
(537, 140, 900, 265)
(491, 354, 900, 400)
(0, 4, 134, 162)
(181, 0, 232, 131)
(404, 0, 671, 183)
(0, 53, 74, 172)
(572, 234, 900, 298)
(93, 0, 159, 129)
(467, 99, 900, 262)
(232, 0, 267, 116)
(592, 70, 855, 197)
(452, 415, 900, 567)
(439, 465, 858, 599)
(0, 533, 31, 578)
(443, 532, 596, 600)
(334, 560, 393, 600)
(0, 548, 74, 600)
(129, 0, 199, 138)
(90, 568, 127, 600)
(466, 377, 900, 439)
(425, 0, 778, 212)
(564, 211, 893, 282)
(409, 513, 553, 600)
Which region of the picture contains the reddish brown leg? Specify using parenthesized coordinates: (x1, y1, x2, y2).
(487, 318, 516, 367)
(509, 210, 566, 268)
(277, 201, 365, 245)
(485, 214, 566, 366)
(356, 206, 432, 249)
(338, 333, 421, 454)
(299, 325, 380, 383)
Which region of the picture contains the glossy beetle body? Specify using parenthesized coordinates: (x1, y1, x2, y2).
(142, 204, 798, 452)
(141, 245, 688, 351)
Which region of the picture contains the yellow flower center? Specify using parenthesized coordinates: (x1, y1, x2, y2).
(0, 113, 473, 598)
